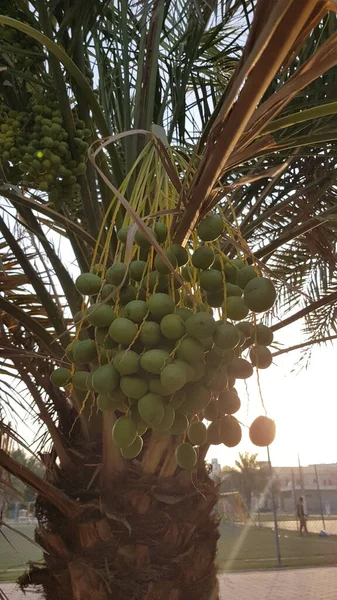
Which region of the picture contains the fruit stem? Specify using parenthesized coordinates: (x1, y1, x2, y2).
(159, 439, 177, 477)
(141, 433, 172, 474)
(101, 412, 125, 483)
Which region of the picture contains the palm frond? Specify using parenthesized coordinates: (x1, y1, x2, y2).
(0, 0, 337, 524)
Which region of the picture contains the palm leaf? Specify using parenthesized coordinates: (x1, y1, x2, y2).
(0, 7, 337, 586)
(0, 16, 110, 137)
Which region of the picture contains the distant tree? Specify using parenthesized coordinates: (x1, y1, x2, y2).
(220, 465, 242, 494)
(234, 453, 261, 509)
(221, 453, 270, 509)
(10, 449, 45, 504)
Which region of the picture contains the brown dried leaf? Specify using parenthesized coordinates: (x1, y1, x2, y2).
(0, 274, 28, 290)
(173, 0, 332, 244)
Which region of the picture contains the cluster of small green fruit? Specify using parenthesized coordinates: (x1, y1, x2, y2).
(113, 214, 277, 316)
(50, 213, 277, 469)
(0, 96, 89, 200)
(0, 24, 44, 71)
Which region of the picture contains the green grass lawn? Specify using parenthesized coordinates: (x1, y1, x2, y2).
(1, 521, 337, 581)
(0, 524, 42, 580)
(217, 522, 337, 571)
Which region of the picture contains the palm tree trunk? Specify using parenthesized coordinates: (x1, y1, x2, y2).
(19, 462, 220, 600)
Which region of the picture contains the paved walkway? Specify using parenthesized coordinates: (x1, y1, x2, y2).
(0, 584, 37, 600)
(1, 567, 337, 599)
(219, 567, 337, 599)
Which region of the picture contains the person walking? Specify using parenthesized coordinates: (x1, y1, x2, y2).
(297, 496, 308, 534)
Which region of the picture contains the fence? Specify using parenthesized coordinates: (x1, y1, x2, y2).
(1, 463, 337, 579)
(216, 461, 337, 571)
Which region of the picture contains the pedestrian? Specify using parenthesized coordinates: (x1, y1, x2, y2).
(297, 496, 308, 535)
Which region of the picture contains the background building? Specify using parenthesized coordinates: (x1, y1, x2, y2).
(210, 458, 221, 479)
(275, 464, 337, 514)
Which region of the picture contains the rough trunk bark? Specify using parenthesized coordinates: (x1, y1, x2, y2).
(20, 463, 220, 600)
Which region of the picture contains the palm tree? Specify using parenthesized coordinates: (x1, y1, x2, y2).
(221, 453, 267, 510)
(234, 452, 262, 509)
(0, 1, 337, 599)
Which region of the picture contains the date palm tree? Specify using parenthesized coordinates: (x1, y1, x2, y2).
(234, 452, 263, 509)
(1, 1, 337, 599)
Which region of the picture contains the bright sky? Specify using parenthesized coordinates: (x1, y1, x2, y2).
(207, 320, 337, 469)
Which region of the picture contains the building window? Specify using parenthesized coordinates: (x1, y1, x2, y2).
(323, 479, 327, 486)
(328, 479, 332, 485)
(296, 479, 300, 485)
(313, 478, 317, 484)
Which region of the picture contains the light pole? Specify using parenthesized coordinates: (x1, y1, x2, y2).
(314, 464, 326, 531)
(267, 445, 281, 567)
(291, 467, 298, 531)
